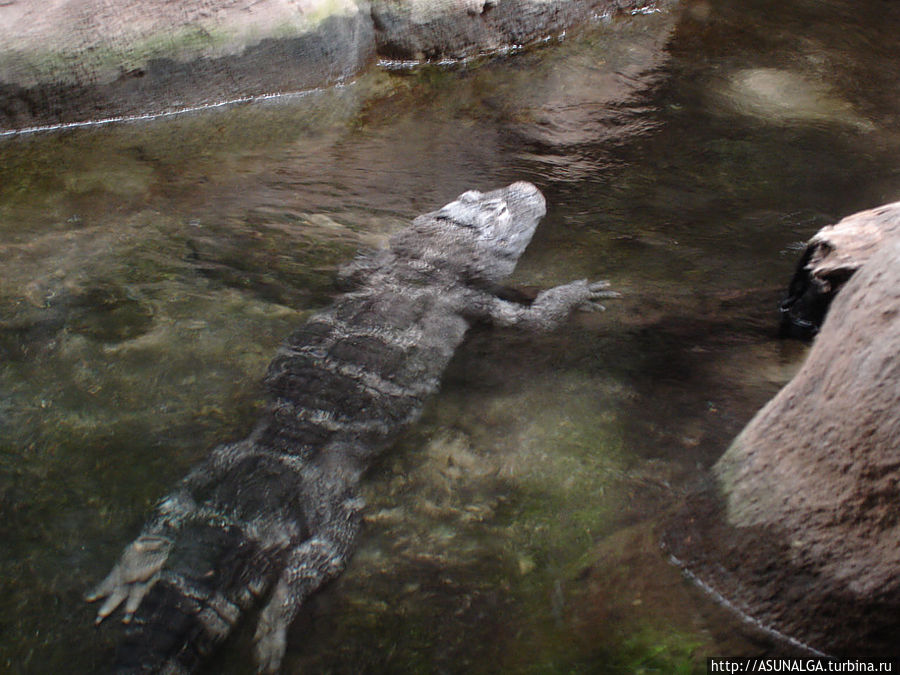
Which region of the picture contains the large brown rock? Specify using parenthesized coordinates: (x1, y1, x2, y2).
(665, 221, 900, 657)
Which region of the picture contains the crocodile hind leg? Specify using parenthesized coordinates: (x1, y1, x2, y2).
(87, 478, 207, 624)
(86, 441, 254, 624)
(254, 493, 364, 673)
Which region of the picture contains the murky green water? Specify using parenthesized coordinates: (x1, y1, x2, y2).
(3, 0, 900, 672)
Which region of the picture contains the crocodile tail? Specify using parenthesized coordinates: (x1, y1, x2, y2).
(114, 521, 278, 674)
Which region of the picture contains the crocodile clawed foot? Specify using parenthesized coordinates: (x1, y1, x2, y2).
(86, 535, 173, 623)
(580, 280, 621, 312)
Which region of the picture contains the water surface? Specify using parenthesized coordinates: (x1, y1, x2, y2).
(2, 0, 900, 672)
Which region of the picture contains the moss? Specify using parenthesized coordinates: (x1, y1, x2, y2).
(1, 24, 229, 86)
(614, 630, 704, 674)
(1, 0, 364, 88)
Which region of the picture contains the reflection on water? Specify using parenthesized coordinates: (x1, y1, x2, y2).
(3, 0, 900, 671)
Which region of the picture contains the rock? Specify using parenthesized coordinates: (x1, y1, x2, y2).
(0, 0, 376, 130)
(665, 229, 900, 657)
(780, 201, 900, 338)
(712, 67, 872, 131)
(0, 0, 664, 130)
(371, 0, 648, 62)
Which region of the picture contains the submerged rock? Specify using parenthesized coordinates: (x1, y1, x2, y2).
(665, 232, 900, 657)
(712, 67, 872, 130)
(780, 201, 900, 338)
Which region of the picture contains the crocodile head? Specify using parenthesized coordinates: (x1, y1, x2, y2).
(396, 181, 547, 282)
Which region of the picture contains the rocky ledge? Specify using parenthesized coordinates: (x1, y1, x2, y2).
(0, 0, 657, 131)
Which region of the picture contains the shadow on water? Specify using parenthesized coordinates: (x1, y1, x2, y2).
(2, 0, 900, 672)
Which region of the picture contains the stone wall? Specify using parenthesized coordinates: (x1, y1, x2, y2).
(0, 0, 653, 130)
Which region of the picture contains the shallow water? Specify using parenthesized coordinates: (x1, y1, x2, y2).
(3, 0, 900, 672)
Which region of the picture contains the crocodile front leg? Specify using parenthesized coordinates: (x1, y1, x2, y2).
(465, 279, 618, 331)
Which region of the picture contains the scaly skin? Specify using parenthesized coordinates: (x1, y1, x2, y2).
(87, 182, 616, 673)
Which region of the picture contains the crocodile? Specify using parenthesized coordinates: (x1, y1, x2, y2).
(87, 181, 615, 673)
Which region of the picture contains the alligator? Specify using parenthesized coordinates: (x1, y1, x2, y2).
(87, 181, 615, 673)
